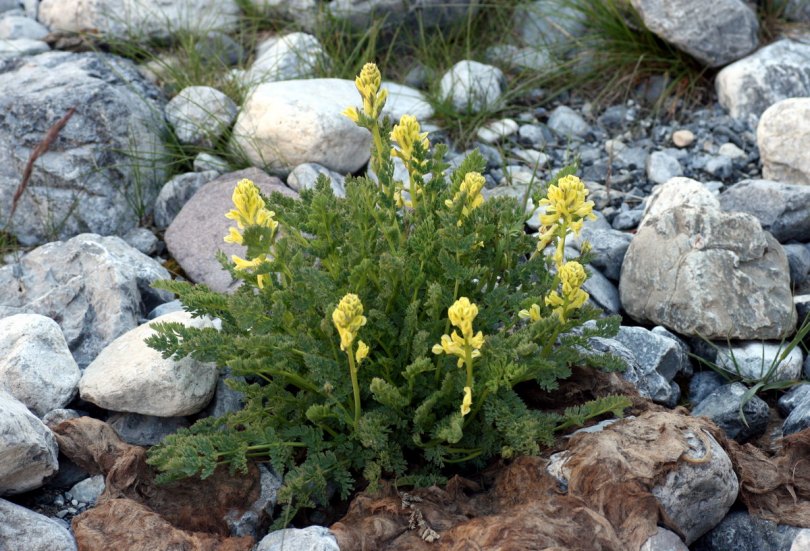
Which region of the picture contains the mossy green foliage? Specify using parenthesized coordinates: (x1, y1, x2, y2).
(145, 65, 631, 520)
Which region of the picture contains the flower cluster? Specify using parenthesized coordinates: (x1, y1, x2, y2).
(224, 178, 279, 289)
(536, 175, 596, 265)
(445, 172, 485, 225)
(342, 63, 387, 123)
(390, 114, 430, 207)
(332, 293, 367, 352)
(545, 260, 589, 322)
(433, 297, 484, 416)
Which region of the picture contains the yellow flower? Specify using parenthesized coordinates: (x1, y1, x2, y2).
(545, 261, 589, 321)
(355, 340, 369, 365)
(390, 114, 430, 164)
(231, 254, 269, 289)
(332, 293, 367, 351)
(539, 175, 596, 235)
(445, 172, 486, 224)
(348, 62, 388, 120)
(518, 304, 542, 321)
(224, 178, 279, 247)
(433, 297, 484, 367)
(224, 227, 244, 245)
(461, 386, 472, 417)
(341, 106, 360, 124)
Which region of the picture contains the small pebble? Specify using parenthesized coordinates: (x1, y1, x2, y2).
(672, 129, 695, 148)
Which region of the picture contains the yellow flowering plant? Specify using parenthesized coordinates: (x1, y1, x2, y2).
(146, 63, 630, 524)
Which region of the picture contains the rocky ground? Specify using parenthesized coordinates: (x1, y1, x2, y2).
(2, 0, 810, 550)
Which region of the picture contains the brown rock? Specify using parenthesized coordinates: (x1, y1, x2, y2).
(53, 416, 262, 537)
(671, 129, 695, 148)
(72, 498, 253, 551)
(165, 167, 298, 293)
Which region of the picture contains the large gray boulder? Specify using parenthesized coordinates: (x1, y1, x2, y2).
(620, 205, 796, 339)
(718, 179, 810, 243)
(0, 314, 80, 417)
(512, 0, 586, 50)
(0, 234, 173, 368)
(0, 498, 77, 550)
(38, 0, 240, 40)
(629, 0, 758, 67)
(0, 390, 58, 495)
(716, 39, 810, 122)
(640, 177, 719, 228)
(757, 98, 810, 185)
(328, 0, 478, 31)
(244, 32, 327, 86)
(79, 311, 218, 417)
(0, 52, 167, 246)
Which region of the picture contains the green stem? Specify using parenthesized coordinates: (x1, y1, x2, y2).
(348, 346, 361, 428)
(444, 449, 483, 463)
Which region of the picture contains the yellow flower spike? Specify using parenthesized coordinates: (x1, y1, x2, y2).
(341, 106, 360, 124)
(224, 227, 243, 245)
(560, 261, 587, 296)
(518, 304, 542, 321)
(225, 179, 265, 229)
(446, 172, 486, 224)
(448, 297, 478, 339)
(355, 63, 382, 99)
(461, 386, 472, 417)
(390, 114, 430, 163)
(545, 261, 590, 321)
(332, 293, 367, 351)
(231, 254, 268, 289)
(539, 175, 596, 232)
(355, 340, 369, 365)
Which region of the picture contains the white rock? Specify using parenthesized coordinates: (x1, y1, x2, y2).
(757, 98, 810, 185)
(640, 177, 719, 228)
(256, 526, 339, 551)
(287, 162, 346, 198)
(38, 0, 240, 40)
(0, 37, 47, 57)
(0, 13, 49, 40)
(718, 142, 746, 159)
(715, 341, 803, 382)
(547, 105, 589, 138)
(0, 390, 58, 495)
(0, 497, 77, 550)
(717, 39, 810, 121)
(165, 86, 238, 148)
(67, 474, 105, 506)
(672, 129, 695, 148)
(646, 151, 683, 186)
(476, 118, 519, 143)
(793, 529, 810, 551)
(245, 32, 327, 85)
(640, 527, 688, 551)
(0, 314, 80, 417)
(383, 81, 434, 121)
(79, 311, 218, 417)
(439, 60, 504, 114)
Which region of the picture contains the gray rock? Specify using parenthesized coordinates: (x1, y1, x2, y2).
(651, 428, 739, 544)
(328, 0, 477, 31)
(122, 227, 159, 256)
(41, 408, 82, 428)
(796, 295, 810, 326)
(439, 60, 504, 114)
(615, 325, 690, 381)
(146, 300, 183, 320)
(66, 474, 104, 506)
(518, 124, 547, 149)
(630, 0, 758, 67)
(153, 170, 220, 229)
(689, 371, 727, 407)
(0, 314, 80, 417)
(547, 105, 589, 138)
(777, 384, 810, 417)
(513, 0, 586, 49)
(227, 464, 281, 538)
(646, 151, 683, 185)
(691, 382, 769, 442)
(287, 162, 346, 198)
(79, 311, 218, 417)
(620, 205, 796, 340)
(247, 0, 319, 30)
(256, 525, 339, 551)
(587, 336, 677, 405)
(165, 86, 237, 148)
(573, 227, 631, 282)
(0, 234, 173, 368)
(716, 39, 810, 121)
(692, 510, 800, 551)
(611, 208, 643, 230)
(583, 266, 621, 315)
(704, 155, 733, 179)
(784, 0, 810, 21)
(616, 146, 649, 170)
(0, 1, 18, 12)
(193, 152, 229, 173)
(714, 341, 803, 383)
(107, 412, 189, 446)
(0, 52, 167, 246)
(651, 326, 693, 377)
(204, 373, 246, 419)
(165, 168, 297, 293)
(245, 32, 327, 85)
(0, 498, 77, 550)
(783, 393, 810, 436)
(758, 98, 810, 185)
(785, 244, 810, 286)
(485, 44, 552, 72)
(0, 37, 48, 57)
(719, 179, 810, 243)
(193, 32, 244, 66)
(0, 390, 58, 494)
(38, 0, 240, 40)
(640, 527, 688, 551)
(0, 12, 48, 39)
(640, 177, 719, 228)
